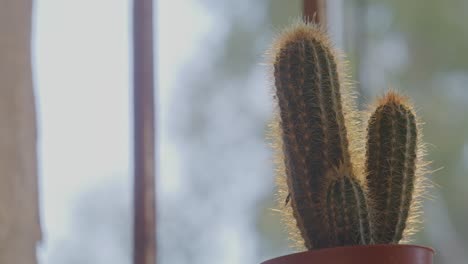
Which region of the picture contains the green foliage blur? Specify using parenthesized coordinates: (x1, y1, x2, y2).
(161, 1, 468, 263)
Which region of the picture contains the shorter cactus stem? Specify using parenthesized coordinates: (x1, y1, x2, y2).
(365, 92, 418, 244)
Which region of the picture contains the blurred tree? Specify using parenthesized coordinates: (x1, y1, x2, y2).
(159, 1, 302, 263)
(43, 180, 131, 264)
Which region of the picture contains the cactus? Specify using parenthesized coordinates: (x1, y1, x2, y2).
(269, 21, 428, 251)
(326, 175, 372, 246)
(272, 23, 426, 249)
(271, 22, 371, 249)
(365, 92, 420, 244)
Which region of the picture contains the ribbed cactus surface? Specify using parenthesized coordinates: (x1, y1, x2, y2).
(270, 22, 426, 251)
(272, 23, 370, 249)
(366, 92, 418, 244)
(326, 176, 372, 246)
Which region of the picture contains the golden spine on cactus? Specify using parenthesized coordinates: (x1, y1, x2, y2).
(271, 22, 371, 249)
(365, 91, 419, 244)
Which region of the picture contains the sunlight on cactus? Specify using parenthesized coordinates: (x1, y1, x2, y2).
(268, 22, 429, 250)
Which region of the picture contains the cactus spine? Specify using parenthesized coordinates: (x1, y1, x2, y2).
(272, 23, 371, 249)
(365, 92, 418, 244)
(269, 22, 428, 250)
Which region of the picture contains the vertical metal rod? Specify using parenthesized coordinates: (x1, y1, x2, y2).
(133, 0, 156, 263)
(354, 0, 368, 103)
(303, 0, 327, 25)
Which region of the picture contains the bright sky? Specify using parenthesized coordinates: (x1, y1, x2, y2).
(33, 0, 209, 263)
(34, 0, 131, 262)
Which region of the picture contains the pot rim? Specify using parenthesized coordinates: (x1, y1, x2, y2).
(293, 243, 434, 253)
(261, 244, 434, 264)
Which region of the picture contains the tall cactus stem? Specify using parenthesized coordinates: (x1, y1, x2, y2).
(269, 21, 363, 249)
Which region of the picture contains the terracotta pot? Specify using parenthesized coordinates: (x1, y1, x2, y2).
(261, 244, 434, 264)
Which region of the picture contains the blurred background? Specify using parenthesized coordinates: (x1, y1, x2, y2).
(34, 0, 467, 263)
